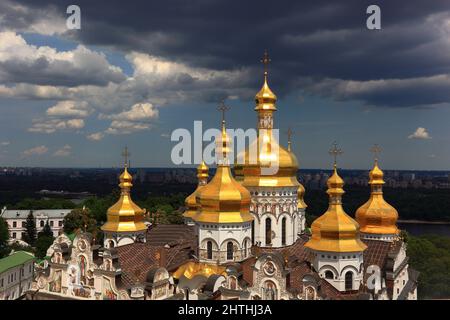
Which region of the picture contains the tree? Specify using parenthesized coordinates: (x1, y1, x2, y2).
(23, 211, 37, 246)
(0, 217, 10, 258)
(35, 222, 54, 259)
(40, 221, 53, 238)
(63, 208, 98, 236)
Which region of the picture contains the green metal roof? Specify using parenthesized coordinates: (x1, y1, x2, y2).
(66, 233, 76, 241)
(0, 251, 35, 274)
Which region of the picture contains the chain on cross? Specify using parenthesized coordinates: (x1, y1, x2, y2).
(370, 144, 382, 162)
(122, 146, 130, 168)
(329, 141, 343, 167)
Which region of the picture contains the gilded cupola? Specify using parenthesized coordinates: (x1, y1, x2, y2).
(254, 51, 277, 112)
(355, 155, 399, 236)
(238, 51, 300, 188)
(192, 109, 253, 224)
(183, 161, 209, 220)
(305, 145, 366, 253)
(101, 148, 147, 233)
(297, 183, 307, 210)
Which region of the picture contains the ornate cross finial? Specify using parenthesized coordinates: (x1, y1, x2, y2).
(217, 100, 230, 124)
(286, 127, 294, 151)
(329, 141, 343, 167)
(261, 49, 271, 76)
(122, 146, 130, 168)
(370, 144, 382, 162)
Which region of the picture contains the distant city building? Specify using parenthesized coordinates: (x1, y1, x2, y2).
(0, 208, 72, 241)
(0, 251, 35, 300)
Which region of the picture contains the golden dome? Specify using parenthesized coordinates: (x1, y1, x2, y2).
(305, 166, 367, 253)
(192, 120, 253, 224)
(255, 74, 277, 111)
(355, 160, 399, 235)
(183, 161, 209, 219)
(239, 139, 300, 187)
(101, 166, 147, 233)
(297, 183, 307, 209)
(172, 261, 226, 279)
(237, 51, 300, 188)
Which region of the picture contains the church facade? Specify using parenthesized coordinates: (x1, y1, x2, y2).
(29, 54, 418, 301)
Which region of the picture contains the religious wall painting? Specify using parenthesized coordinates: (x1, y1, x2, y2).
(77, 239, 87, 251)
(52, 252, 62, 264)
(102, 277, 117, 300)
(229, 276, 237, 290)
(78, 254, 87, 285)
(48, 270, 62, 293)
(263, 280, 277, 300)
(263, 261, 276, 276)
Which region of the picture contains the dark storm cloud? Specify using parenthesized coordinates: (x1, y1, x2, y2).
(9, 0, 450, 107)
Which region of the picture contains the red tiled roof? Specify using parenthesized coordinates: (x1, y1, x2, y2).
(116, 224, 196, 287)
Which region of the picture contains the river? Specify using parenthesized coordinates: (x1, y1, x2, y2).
(398, 222, 450, 237)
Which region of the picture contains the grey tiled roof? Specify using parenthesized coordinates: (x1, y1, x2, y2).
(1, 209, 71, 219)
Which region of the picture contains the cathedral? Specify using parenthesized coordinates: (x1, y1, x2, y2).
(29, 53, 418, 300)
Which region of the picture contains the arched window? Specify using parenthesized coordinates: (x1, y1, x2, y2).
(325, 271, 333, 279)
(265, 218, 272, 246)
(345, 271, 353, 291)
(207, 241, 213, 259)
(251, 220, 255, 245)
(40, 220, 44, 227)
(108, 240, 115, 248)
(226, 241, 234, 260)
(281, 217, 286, 245)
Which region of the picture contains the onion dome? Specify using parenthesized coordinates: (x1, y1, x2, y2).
(356, 160, 399, 235)
(238, 52, 300, 188)
(183, 161, 209, 219)
(239, 139, 300, 187)
(101, 166, 147, 233)
(254, 72, 277, 111)
(305, 165, 367, 253)
(297, 183, 307, 210)
(193, 119, 253, 224)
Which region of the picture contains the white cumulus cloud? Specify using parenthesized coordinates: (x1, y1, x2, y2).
(408, 127, 432, 139)
(53, 145, 72, 157)
(29, 118, 85, 134)
(46, 100, 91, 118)
(87, 132, 105, 141)
(22, 145, 48, 157)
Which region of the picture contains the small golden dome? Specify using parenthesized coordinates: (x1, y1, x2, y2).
(356, 161, 399, 235)
(297, 183, 307, 209)
(172, 261, 226, 279)
(101, 167, 147, 233)
(255, 75, 277, 111)
(197, 160, 209, 180)
(183, 161, 209, 219)
(192, 120, 253, 224)
(305, 166, 367, 253)
(369, 161, 385, 185)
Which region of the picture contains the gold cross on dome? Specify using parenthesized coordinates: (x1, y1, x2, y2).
(329, 141, 343, 167)
(122, 146, 130, 168)
(370, 144, 382, 162)
(261, 49, 271, 75)
(217, 100, 230, 124)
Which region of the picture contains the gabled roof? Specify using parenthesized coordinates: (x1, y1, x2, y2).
(1, 209, 71, 219)
(0, 251, 35, 274)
